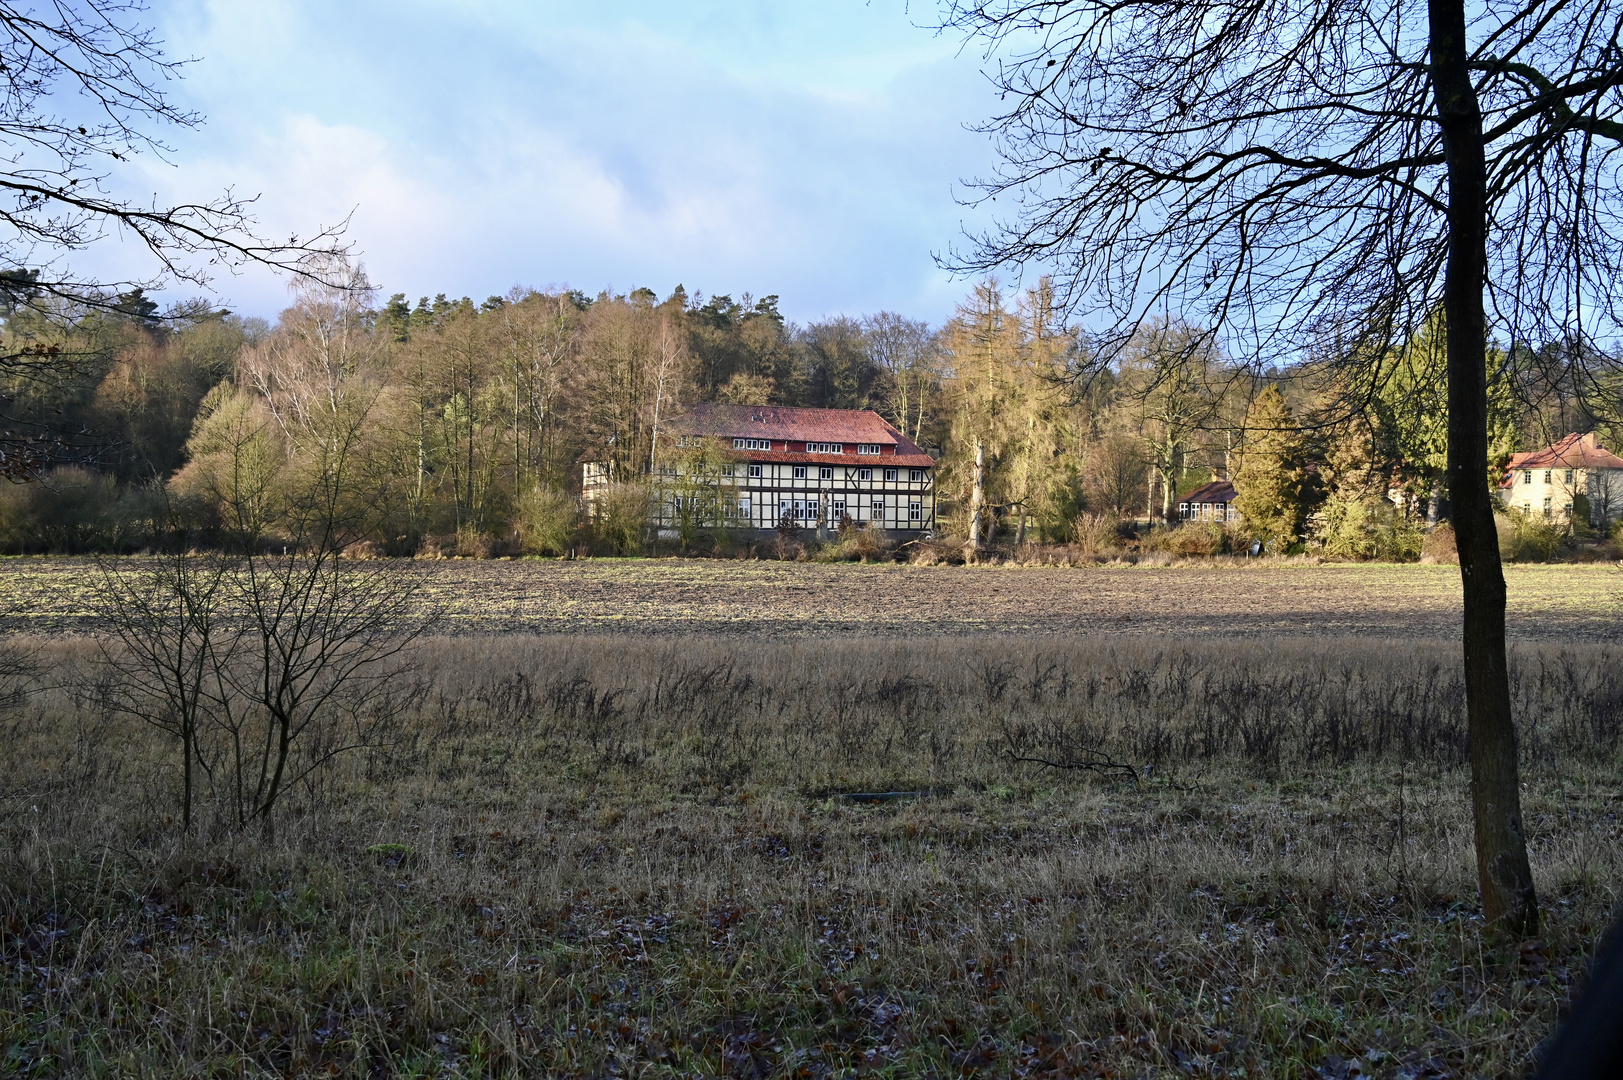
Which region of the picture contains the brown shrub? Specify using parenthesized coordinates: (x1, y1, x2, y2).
(1421, 522, 1458, 564)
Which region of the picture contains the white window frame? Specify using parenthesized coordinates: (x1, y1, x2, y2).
(793, 465, 807, 479)
(819, 466, 833, 480)
(733, 437, 772, 451)
(909, 469, 923, 482)
(856, 444, 883, 455)
(884, 468, 898, 482)
(909, 502, 922, 520)
(858, 468, 872, 481)
(806, 442, 844, 454)
(748, 464, 762, 478)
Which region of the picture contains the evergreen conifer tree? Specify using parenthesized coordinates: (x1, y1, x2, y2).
(1233, 387, 1306, 552)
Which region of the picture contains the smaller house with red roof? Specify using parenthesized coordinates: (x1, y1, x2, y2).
(583, 404, 936, 534)
(1501, 432, 1623, 527)
(1177, 479, 1240, 524)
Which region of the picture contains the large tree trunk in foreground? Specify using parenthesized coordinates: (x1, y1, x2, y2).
(1429, 0, 1538, 935)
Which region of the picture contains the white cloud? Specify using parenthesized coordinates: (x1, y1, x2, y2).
(65, 0, 1004, 325)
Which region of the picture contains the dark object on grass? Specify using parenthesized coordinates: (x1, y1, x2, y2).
(1535, 915, 1623, 1078)
(837, 791, 931, 804)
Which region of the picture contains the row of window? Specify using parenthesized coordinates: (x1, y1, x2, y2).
(777, 498, 924, 521)
(718, 464, 926, 482)
(1178, 502, 1235, 521)
(1521, 468, 1577, 484)
(669, 496, 927, 521)
(1521, 498, 1572, 517)
(729, 438, 887, 455)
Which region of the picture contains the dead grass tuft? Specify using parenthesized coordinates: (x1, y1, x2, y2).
(2, 634, 1618, 1076)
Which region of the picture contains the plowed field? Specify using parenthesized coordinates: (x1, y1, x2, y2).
(2, 556, 1617, 639)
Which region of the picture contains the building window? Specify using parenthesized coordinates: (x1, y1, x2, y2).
(721, 464, 735, 477)
(872, 501, 885, 519)
(819, 467, 833, 480)
(832, 499, 846, 518)
(1543, 496, 1553, 516)
(1179, 502, 1191, 520)
(748, 464, 762, 478)
(858, 468, 872, 481)
(884, 468, 898, 481)
(807, 442, 843, 454)
(909, 502, 922, 520)
(793, 466, 807, 479)
(733, 438, 771, 450)
(1565, 469, 1575, 484)
(857, 444, 882, 455)
(1544, 470, 1552, 483)
(909, 469, 923, 482)
(1523, 470, 1533, 484)
(778, 498, 819, 521)
(738, 497, 751, 516)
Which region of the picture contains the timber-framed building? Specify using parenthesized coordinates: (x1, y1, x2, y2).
(582, 404, 937, 534)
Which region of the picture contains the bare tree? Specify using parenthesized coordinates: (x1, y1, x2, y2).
(96, 544, 234, 833)
(864, 311, 939, 443)
(942, 0, 1623, 934)
(0, 4, 348, 478)
(100, 545, 426, 836)
(217, 551, 425, 835)
(1118, 320, 1235, 522)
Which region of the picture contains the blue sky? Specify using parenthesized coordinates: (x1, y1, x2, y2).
(97, 1, 1004, 327)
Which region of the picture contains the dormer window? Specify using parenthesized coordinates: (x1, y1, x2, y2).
(806, 442, 843, 454)
(856, 444, 884, 455)
(733, 438, 772, 451)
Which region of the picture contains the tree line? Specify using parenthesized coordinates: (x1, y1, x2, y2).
(0, 263, 1614, 557)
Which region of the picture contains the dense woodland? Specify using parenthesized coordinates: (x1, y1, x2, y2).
(0, 264, 1616, 559)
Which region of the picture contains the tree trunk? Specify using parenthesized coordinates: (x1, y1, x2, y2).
(1429, 0, 1538, 935)
(1425, 479, 1443, 529)
(966, 439, 985, 553)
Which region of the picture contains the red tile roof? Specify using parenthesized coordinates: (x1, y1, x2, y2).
(734, 449, 935, 467)
(670, 404, 935, 465)
(1501, 433, 1623, 486)
(1179, 480, 1237, 504)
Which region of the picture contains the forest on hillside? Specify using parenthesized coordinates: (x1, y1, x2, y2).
(0, 262, 1615, 559)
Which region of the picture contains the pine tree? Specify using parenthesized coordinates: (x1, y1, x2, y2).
(1233, 386, 1307, 552)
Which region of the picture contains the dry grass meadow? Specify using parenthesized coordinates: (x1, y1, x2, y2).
(4, 559, 1623, 1077)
